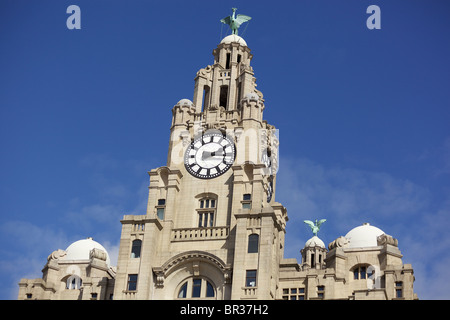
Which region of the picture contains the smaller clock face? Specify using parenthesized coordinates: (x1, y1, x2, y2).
(184, 132, 236, 179)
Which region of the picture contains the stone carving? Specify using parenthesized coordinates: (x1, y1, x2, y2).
(196, 65, 212, 77)
(328, 236, 349, 250)
(377, 234, 398, 247)
(89, 248, 107, 261)
(47, 249, 66, 261)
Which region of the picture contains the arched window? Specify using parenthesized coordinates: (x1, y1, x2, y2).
(352, 265, 371, 280)
(66, 275, 82, 290)
(248, 234, 259, 253)
(177, 278, 215, 299)
(131, 239, 142, 258)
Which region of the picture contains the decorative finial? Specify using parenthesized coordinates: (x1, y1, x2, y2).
(220, 8, 252, 36)
(304, 219, 327, 236)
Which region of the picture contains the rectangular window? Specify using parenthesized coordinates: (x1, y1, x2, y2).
(282, 288, 305, 300)
(127, 274, 138, 291)
(248, 234, 259, 253)
(226, 53, 231, 69)
(156, 199, 166, 220)
(317, 286, 325, 299)
(198, 212, 214, 227)
(242, 202, 251, 209)
(219, 85, 229, 109)
(395, 282, 403, 298)
(157, 207, 165, 220)
(242, 194, 252, 209)
(246, 270, 257, 287)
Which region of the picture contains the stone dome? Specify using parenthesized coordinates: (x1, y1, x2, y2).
(244, 92, 259, 102)
(176, 99, 194, 107)
(63, 237, 111, 266)
(305, 235, 325, 248)
(220, 34, 247, 46)
(345, 223, 385, 248)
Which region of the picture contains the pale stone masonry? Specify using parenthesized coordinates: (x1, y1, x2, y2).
(18, 34, 418, 300)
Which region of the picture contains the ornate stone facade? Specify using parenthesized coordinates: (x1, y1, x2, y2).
(17, 33, 417, 300)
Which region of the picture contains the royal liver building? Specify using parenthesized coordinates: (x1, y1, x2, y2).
(18, 10, 417, 300)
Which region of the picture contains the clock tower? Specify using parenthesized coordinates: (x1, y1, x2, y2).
(113, 33, 288, 300)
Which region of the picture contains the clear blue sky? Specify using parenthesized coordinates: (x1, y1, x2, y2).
(1, 0, 449, 299)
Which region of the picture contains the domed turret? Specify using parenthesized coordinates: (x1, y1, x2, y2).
(63, 237, 111, 267)
(345, 223, 385, 248)
(305, 235, 325, 248)
(220, 34, 247, 46)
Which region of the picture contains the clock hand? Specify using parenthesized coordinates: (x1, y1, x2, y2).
(201, 148, 224, 160)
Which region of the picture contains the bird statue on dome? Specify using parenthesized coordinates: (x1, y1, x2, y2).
(304, 219, 327, 236)
(220, 8, 252, 35)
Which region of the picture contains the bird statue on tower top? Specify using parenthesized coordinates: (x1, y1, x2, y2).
(220, 8, 252, 35)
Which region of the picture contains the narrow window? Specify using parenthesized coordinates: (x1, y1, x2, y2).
(248, 234, 259, 253)
(237, 81, 242, 108)
(237, 54, 242, 63)
(131, 239, 142, 258)
(246, 270, 257, 287)
(192, 278, 202, 298)
(354, 268, 359, 280)
(206, 281, 215, 297)
(219, 85, 228, 109)
(198, 214, 203, 227)
(127, 274, 138, 291)
(203, 85, 210, 111)
(209, 212, 214, 227)
(226, 53, 231, 69)
(178, 282, 187, 298)
(395, 281, 403, 298)
(156, 199, 166, 220)
(311, 253, 315, 268)
(360, 266, 366, 279)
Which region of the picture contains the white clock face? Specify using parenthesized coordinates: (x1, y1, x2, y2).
(184, 132, 236, 179)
